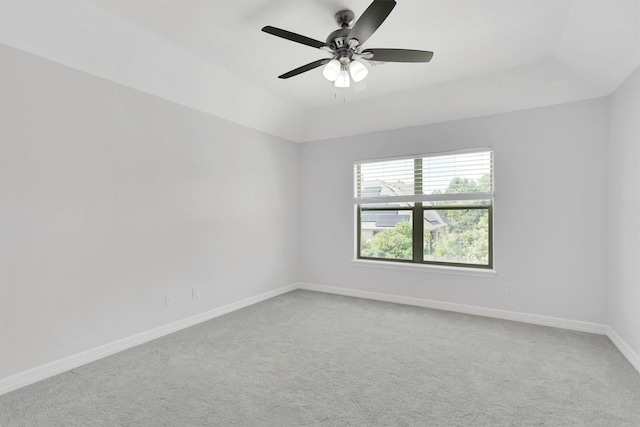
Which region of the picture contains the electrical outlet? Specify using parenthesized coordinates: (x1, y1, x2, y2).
(165, 293, 174, 306)
(192, 287, 199, 299)
(505, 283, 514, 295)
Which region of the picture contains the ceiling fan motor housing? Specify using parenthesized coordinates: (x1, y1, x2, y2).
(326, 28, 351, 51)
(327, 10, 356, 52)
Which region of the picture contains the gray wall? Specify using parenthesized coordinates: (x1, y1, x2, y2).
(1, 43, 637, 385)
(0, 45, 300, 379)
(299, 98, 609, 324)
(608, 66, 640, 359)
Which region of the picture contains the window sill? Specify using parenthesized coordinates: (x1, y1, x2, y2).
(351, 259, 497, 277)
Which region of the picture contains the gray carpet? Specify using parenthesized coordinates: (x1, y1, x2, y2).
(1, 290, 639, 426)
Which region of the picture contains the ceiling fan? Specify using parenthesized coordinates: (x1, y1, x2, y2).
(261, 0, 433, 88)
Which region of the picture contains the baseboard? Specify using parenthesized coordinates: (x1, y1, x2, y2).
(297, 282, 609, 335)
(607, 327, 640, 374)
(1, 281, 628, 397)
(0, 283, 298, 397)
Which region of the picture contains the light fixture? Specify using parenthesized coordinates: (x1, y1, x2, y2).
(349, 59, 368, 82)
(323, 58, 368, 87)
(322, 59, 341, 81)
(334, 64, 351, 88)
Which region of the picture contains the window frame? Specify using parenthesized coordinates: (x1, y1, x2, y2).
(355, 149, 494, 270)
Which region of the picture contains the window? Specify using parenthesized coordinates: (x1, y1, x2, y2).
(355, 148, 493, 269)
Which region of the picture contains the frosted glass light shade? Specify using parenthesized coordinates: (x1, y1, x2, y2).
(322, 59, 341, 81)
(334, 67, 351, 88)
(349, 60, 368, 82)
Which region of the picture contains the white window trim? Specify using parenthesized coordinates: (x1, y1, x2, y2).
(353, 146, 493, 165)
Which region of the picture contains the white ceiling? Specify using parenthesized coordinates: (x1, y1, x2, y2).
(1, 0, 638, 142)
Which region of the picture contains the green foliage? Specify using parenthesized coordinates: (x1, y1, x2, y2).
(423, 228, 433, 255)
(446, 177, 478, 193)
(361, 220, 412, 260)
(445, 175, 492, 194)
(466, 213, 489, 262)
(478, 173, 492, 192)
(438, 176, 485, 234)
(431, 174, 491, 264)
(433, 210, 489, 264)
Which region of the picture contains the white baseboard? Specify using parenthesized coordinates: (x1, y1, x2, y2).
(301, 283, 640, 374)
(3, 282, 636, 397)
(607, 327, 640, 374)
(0, 283, 298, 397)
(297, 282, 609, 335)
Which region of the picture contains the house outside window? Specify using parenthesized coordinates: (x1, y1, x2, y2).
(354, 148, 494, 269)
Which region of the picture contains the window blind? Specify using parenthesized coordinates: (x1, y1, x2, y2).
(354, 148, 493, 205)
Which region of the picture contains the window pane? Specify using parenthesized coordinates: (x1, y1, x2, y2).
(422, 152, 492, 196)
(355, 149, 493, 268)
(356, 159, 415, 199)
(360, 210, 413, 260)
(424, 208, 490, 265)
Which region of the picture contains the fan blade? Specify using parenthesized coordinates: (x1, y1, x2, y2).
(347, 0, 396, 46)
(262, 26, 327, 49)
(278, 59, 331, 79)
(362, 49, 434, 63)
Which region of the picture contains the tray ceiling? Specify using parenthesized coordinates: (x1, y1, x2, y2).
(1, 0, 638, 142)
